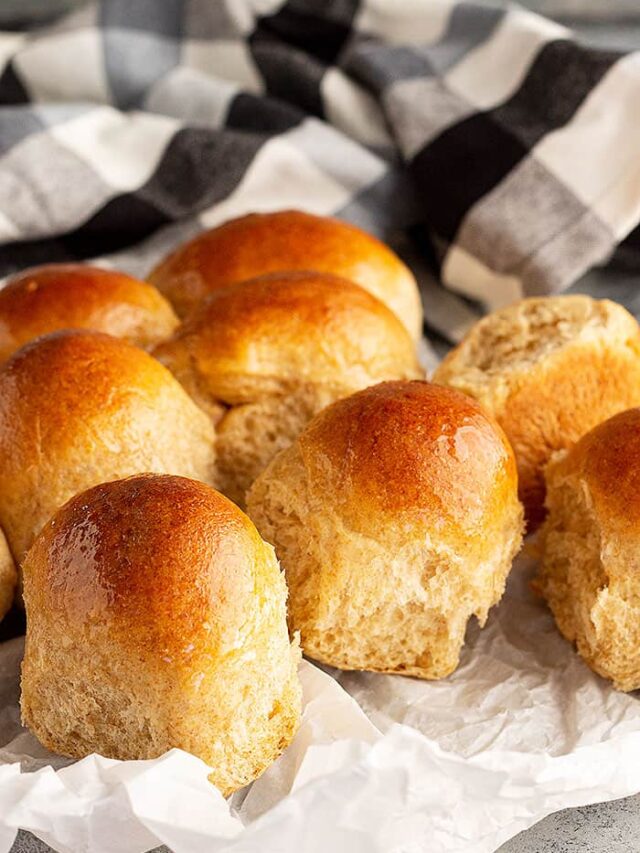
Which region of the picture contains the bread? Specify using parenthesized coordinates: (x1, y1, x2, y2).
(535, 408, 640, 691)
(0, 330, 215, 565)
(247, 380, 523, 678)
(154, 271, 423, 506)
(433, 295, 640, 529)
(148, 209, 423, 339)
(21, 474, 301, 795)
(0, 264, 178, 361)
(0, 529, 17, 621)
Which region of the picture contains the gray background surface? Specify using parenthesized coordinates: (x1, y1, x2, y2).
(2, 0, 640, 851)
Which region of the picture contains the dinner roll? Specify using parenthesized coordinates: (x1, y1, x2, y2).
(0, 330, 215, 564)
(536, 408, 640, 692)
(154, 271, 423, 506)
(247, 381, 523, 678)
(433, 296, 640, 529)
(0, 529, 17, 621)
(21, 474, 301, 795)
(148, 209, 423, 339)
(0, 264, 178, 361)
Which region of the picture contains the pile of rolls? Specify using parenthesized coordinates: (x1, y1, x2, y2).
(3, 209, 640, 796)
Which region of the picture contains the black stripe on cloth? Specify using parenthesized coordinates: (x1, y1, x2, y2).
(250, 0, 360, 65)
(138, 126, 265, 217)
(248, 42, 327, 117)
(491, 39, 621, 149)
(249, 0, 360, 117)
(0, 123, 267, 274)
(225, 92, 305, 134)
(412, 111, 526, 246)
(610, 223, 640, 270)
(0, 62, 30, 105)
(0, 195, 170, 276)
(0, 238, 77, 276)
(620, 223, 640, 254)
(411, 39, 621, 245)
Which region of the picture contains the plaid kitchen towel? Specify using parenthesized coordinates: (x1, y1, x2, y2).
(0, 0, 639, 345)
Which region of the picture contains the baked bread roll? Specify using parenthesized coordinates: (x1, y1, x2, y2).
(433, 296, 640, 528)
(21, 474, 301, 795)
(536, 408, 640, 691)
(0, 264, 178, 361)
(247, 380, 523, 678)
(154, 271, 423, 506)
(0, 330, 215, 564)
(148, 209, 423, 339)
(0, 529, 17, 621)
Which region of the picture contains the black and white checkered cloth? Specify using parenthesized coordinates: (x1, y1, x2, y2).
(0, 0, 639, 346)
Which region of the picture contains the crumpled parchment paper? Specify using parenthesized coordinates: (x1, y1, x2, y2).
(1, 554, 640, 853)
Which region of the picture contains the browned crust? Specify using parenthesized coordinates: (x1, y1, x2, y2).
(0, 264, 177, 359)
(23, 474, 268, 659)
(148, 210, 422, 337)
(297, 380, 518, 540)
(153, 270, 421, 403)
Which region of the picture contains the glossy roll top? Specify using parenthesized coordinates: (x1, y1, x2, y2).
(0, 264, 178, 360)
(21, 474, 301, 795)
(154, 270, 422, 406)
(0, 330, 215, 562)
(543, 408, 640, 545)
(297, 380, 518, 546)
(148, 210, 423, 339)
(24, 475, 279, 656)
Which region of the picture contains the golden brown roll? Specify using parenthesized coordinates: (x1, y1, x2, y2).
(154, 271, 423, 506)
(148, 209, 423, 339)
(0, 264, 178, 361)
(21, 474, 301, 795)
(433, 295, 640, 529)
(0, 330, 215, 564)
(247, 380, 523, 679)
(0, 529, 17, 621)
(536, 408, 640, 691)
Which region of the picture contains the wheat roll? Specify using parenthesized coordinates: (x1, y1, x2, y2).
(0, 330, 215, 564)
(21, 474, 301, 795)
(536, 408, 640, 691)
(433, 295, 640, 529)
(0, 264, 178, 361)
(148, 209, 423, 339)
(154, 271, 423, 506)
(247, 380, 523, 679)
(0, 529, 16, 622)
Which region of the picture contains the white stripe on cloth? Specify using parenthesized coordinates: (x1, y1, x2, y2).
(321, 68, 392, 150)
(182, 38, 263, 94)
(442, 245, 524, 311)
(353, 0, 457, 46)
(0, 33, 26, 75)
(0, 210, 20, 244)
(12, 28, 110, 104)
(50, 106, 180, 192)
(445, 7, 569, 109)
(199, 127, 376, 229)
(534, 51, 640, 240)
(143, 68, 239, 128)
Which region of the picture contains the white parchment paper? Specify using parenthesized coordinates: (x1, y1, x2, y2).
(1, 553, 640, 853)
